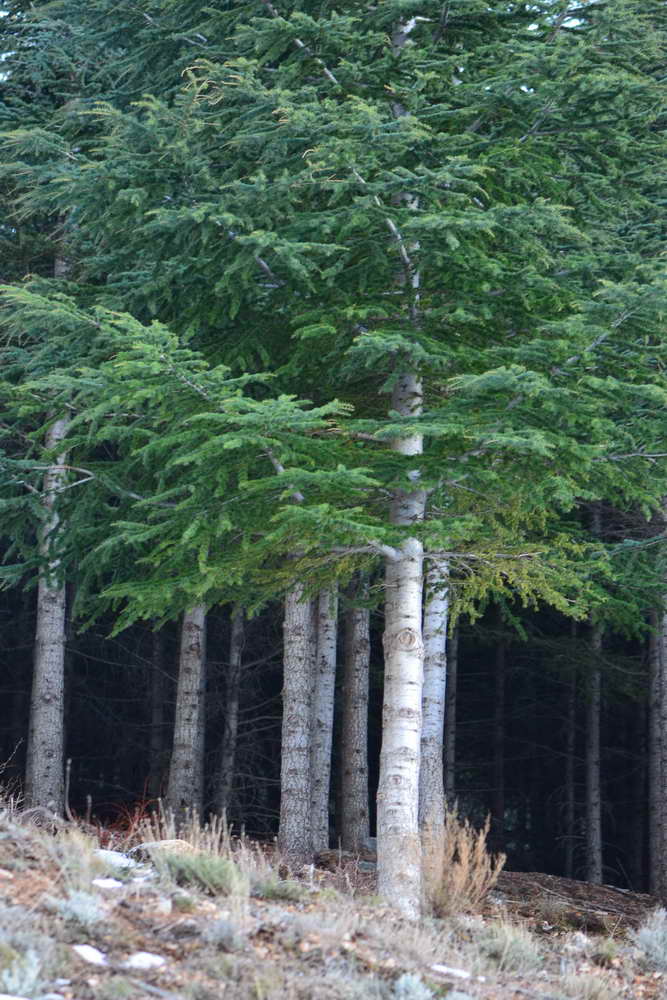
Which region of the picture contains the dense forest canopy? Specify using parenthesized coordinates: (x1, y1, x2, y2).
(0, 0, 666, 917)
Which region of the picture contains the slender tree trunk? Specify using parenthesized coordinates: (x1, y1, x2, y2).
(25, 416, 70, 814)
(166, 605, 207, 821)
(310, 589, 338, 851)
(648, 610, 662, 896)
(279, 583, 316, 864)
(444, 627, 458, 805)
(492, 625, 506, 842)
(378, 372, 426, 919)
(215, 605, 245, 817)
(419, 558, 448, 831)
(659, 592, 667, 900)
(585, 623, 603, 884)
(564, 657, 577, 880)
(341, 577, 371, 851)
(147, 628, 169, 799)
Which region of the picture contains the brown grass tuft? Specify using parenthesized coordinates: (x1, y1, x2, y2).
(421, 806, 505, 916)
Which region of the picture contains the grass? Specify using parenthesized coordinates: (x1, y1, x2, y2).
(421, 806, 505, 917)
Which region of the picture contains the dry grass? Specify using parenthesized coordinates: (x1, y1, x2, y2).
(421, 806, 505, 916)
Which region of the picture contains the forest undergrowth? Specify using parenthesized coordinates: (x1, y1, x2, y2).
(0, 792, 664, 1000)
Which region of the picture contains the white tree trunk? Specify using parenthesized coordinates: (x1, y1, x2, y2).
(419, 558, 448, 831)
(444, 627, 458, 804)
(25, 416, 70, 814)
(279, 583, 316, 864)
(648, 610, 662, 896)
(341, 577, 370, 851)
(215, 604, 244, 817)
(377, 372, 426, 920)
(310, 588, 338, 851)
(166, 605, 207, 822)
(585, 624, 603, 885)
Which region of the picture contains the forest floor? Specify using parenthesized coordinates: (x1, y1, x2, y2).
(0, 805, 665, 1000)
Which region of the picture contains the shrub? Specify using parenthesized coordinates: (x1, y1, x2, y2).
(421, 807, 505, 916)
(556, 973, 622, 1000)
(49, 889, 107, 928)
(478, 920, 542, 974)
(160, 851, 247, 896)
(631, 907, 667, 970)
(392, 973, 434, 1000)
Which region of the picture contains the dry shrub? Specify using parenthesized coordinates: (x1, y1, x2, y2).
(422, 807, 505, 916)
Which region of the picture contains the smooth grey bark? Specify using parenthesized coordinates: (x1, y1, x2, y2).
(310, 588, 338, 851)
(341, 578, 371, 851)
(648, 610, 662, 896)
(25, 416, 70, 814)
(166, 605, 207, 821)
(585, 624, 603, 884)
(419, 558, 448, 831)
(147, 628, 169, 799)
(215, 604, 245, 817)
(444, 627, 458, 804)
(279, 584, 316, 864)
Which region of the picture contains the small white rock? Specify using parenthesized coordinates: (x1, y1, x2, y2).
(0, 994, 32, 1000)
(92, 877, 124, 889)
(123, 952, 167, 970)
(94, 849, 137, 869)
(72, 944, 109, 966)
(430, 964, 471, 979)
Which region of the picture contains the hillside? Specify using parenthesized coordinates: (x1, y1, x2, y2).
(0, 805, 665, 1000)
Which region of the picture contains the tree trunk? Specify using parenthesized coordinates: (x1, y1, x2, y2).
(648, 610, 662, 896)
(492, 616, 506, 842)
(444, 627, 458, 805)
(659, 593, 667, 900)
(215, 604, 245, 817)
(564, 655, 577, 880)
(166, 605, 207, 822)
(419, 558, 448, 831)
(310, 588, 338, 851)
(279, 583, 316, 865)
(585, 623, 603, 884)
(377, 371, 426, 919)
(147, 627, 169, 799)
(25, 416, 70, 814)
(341, 577, 371, 851)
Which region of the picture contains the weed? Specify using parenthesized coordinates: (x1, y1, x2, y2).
(590, 937, 619, 968)
(160, 850, 248, 897)
(202, 917, 244, 952)
(421, 807, 505, 916)
(251, 875, 305, 902)
(631, 907, 667, 970)
(49, 889, 108, 928)
(478, 920, 543, 973)
(556, 972, 622, 1000)
(392, 973, 434, 1000)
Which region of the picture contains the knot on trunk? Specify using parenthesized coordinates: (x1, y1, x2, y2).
(385, 627, 423, 653)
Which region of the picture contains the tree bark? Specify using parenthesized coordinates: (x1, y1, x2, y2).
(378, 372, 426, 919)
(585, 623, 603, 884)
(444, 627, 458, 805)
(166, 605, 207, 822)
(341, 577, 371, 851)
(659, 592, 667, 900)
(310, 588, 338, 851)
(279, 583, 316, 864)
(215, 604, 245, 817)
(147, 627, 169, 800)
(492, 616, 506, 842)
(25, 416, 70, 814)
(648, 609, 662, 896)
(419, 558, 448, 831)
(564, 653, 577, 880)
